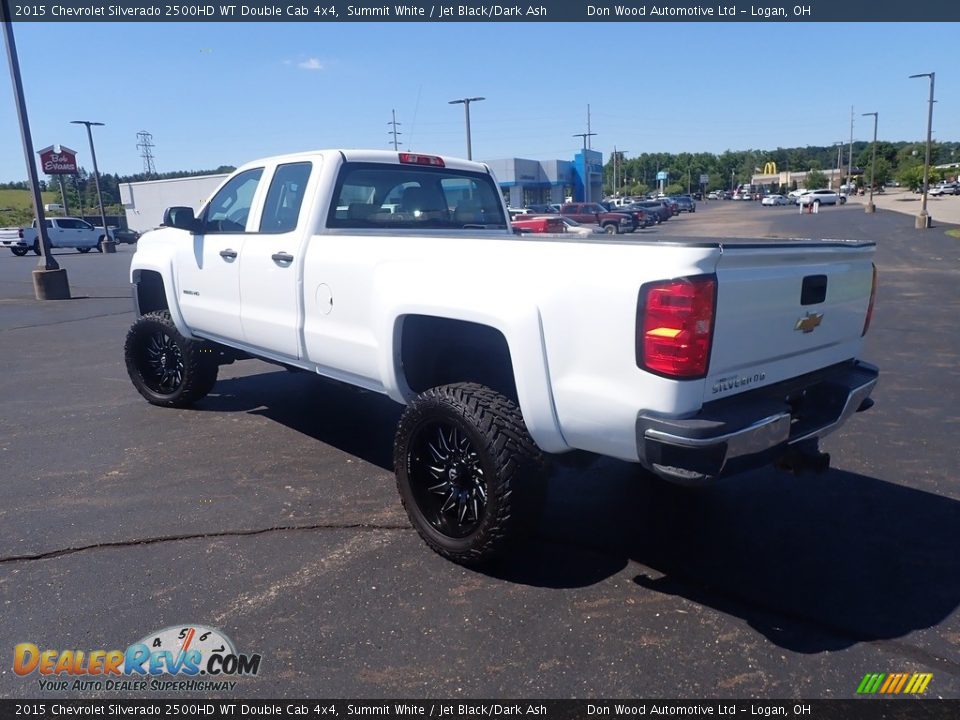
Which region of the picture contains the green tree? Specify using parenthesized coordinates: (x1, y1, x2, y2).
(805, 169, 828, 189)
(897, 165, 941, 192)
(664, 183, 685, 195)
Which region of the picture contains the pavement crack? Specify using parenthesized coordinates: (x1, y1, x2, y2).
(0, 309, 133, 332)
(0, 521, 412, 565)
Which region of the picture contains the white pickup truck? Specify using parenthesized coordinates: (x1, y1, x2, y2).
(3, 217, 116, 255)
(125, 150, 879, 565)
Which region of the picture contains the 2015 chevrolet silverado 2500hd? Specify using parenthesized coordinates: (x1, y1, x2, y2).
(124, 150, 879, 566)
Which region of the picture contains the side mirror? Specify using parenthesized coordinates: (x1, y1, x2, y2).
(162, 206, 198, 232)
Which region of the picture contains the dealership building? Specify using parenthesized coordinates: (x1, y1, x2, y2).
(486, 149, 604, 207)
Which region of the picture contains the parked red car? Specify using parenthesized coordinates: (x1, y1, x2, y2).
(511, 215, 566, 234)
(559, 203, 635, 233)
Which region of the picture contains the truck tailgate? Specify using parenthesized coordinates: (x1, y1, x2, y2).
(705, 240, 875, 402)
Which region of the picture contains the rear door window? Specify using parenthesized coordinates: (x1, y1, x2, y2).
(259, 162, 312, 233)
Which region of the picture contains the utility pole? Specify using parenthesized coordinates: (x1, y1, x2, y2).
(448, 96, 484, 160)
(834, 141, 844, 190)
(387, 109, 402, 151)
(71, 120, 116, 253)
(909, 72, 935, 229)
(573, 131, 597, 203)
(612, 146, 627, 198)
(2, 0, 70, 299)
(862, 112, 878, 214)
(847, 106, 854, 195)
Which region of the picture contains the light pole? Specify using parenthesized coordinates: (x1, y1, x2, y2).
(834, 141, 844, 191)
(71, 120, 116, 252)
(613, 147, 628, 198)
(448, 96, 484, 161)
(2, 0, 70, 299)
(909, 72, 935, 229)
(862, 112, 878, 214)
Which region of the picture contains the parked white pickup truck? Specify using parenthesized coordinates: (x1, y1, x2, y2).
(125, 150, 879, 565)
(4, 217, 116, 255)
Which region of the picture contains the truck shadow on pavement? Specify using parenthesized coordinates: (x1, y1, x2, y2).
(512, 455, 960, 653)
(200, 370, 960, 654)
(202, 369, 405, 470)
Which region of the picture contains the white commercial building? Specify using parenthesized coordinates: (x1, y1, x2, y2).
(119, 174, 228, 234)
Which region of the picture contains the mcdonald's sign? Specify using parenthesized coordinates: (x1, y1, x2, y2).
(762, 162, 777, 175)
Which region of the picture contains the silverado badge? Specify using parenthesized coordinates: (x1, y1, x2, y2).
(795, 312, 824, 333)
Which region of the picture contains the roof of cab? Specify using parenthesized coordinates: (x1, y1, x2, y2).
(234, 149, 491, 175)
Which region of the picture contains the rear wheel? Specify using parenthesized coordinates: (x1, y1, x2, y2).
(124, 310, 218, 408)
(78, 247, 91, 254)
(394, 383, 545, 566)
(10, 247, 28, 257)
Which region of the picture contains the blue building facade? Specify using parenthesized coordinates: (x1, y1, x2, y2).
(485, 150, 604, 207)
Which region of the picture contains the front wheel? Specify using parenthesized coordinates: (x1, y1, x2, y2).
(10, 247, 28, 257)
(32, 240, 40, 256)
(78, 247, 91, 254)
(604, 223, 619, 234)
(124, 310, 218, 407)
(394, 383, 545, 566)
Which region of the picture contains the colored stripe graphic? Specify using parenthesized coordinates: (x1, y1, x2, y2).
(857, 672, 932, 694)
(857, 673, 886, 695)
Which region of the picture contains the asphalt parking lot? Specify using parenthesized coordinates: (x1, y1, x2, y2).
(1, 203, 958, 700)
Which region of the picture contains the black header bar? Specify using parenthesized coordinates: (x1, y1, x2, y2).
(3, 700, 960, 719)
(3, 0, 960, 22)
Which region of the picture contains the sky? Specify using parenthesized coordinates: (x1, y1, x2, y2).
(1, 21, 958, 181)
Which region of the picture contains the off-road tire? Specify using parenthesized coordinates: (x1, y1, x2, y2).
(124, 310, 218, 408)
(394, 382, 545, 566)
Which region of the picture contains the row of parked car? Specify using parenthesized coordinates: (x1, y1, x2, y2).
(929, 181, 960, 196)
(509, 195, 697, 235)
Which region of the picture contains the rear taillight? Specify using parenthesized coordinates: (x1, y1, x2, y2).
(862, 263, 877, 336)
(637, 275, 717, 379)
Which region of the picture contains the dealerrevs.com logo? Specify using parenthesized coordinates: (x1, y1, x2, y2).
(14, 625, 261, 692)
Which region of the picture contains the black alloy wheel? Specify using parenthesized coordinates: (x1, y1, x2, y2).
(394, 383, 545, 565)
(124, 310, 218, 407)
(408, 420, 488, 539)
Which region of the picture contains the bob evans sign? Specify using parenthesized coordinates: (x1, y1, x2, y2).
(38, 145, 78, 174)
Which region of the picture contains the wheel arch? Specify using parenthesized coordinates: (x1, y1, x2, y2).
(131, 261, 194, 338)
(385, 310, 568, 454)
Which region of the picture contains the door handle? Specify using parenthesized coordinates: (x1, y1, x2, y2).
(219, 248, 238, 260)
(271, 251, 294, 263)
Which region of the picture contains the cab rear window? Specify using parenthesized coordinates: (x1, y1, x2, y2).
(327, 163, 506, 230)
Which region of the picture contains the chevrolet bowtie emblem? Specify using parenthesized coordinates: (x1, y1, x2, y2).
(795, 312, 824, 333)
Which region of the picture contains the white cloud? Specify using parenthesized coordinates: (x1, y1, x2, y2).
(297, 58, 323, 71)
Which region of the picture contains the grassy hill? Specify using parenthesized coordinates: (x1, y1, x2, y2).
(0, 188, 58, 227)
